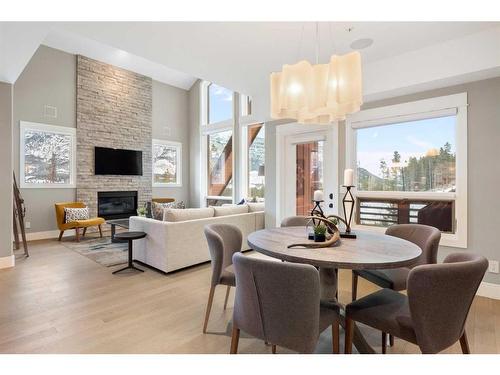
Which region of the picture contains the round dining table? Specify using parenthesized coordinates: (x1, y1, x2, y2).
(247, 226, 422, 353)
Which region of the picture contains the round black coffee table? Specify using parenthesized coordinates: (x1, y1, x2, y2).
(112, 231, 147, 274)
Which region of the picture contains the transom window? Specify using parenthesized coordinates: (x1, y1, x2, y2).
(20, 121, 76, 188)
(346, 93, 467, 248)
(207, 83, 233, 124)
(152, 140, 182, 187)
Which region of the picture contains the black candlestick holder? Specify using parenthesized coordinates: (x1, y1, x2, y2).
(341, 185, 357, 239)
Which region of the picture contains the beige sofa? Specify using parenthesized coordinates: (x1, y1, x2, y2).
(129, 203, 265, 273)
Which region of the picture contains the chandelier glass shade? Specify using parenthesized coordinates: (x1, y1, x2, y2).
(270, 51, 363, 124)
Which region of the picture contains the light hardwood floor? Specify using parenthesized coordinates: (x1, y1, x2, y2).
(1, 234, 499, 354)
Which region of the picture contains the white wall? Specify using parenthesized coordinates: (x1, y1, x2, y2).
(0, 81, 13, 262)
(152, 80, 190, 205)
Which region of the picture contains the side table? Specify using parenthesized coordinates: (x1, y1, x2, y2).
(112, 231, 147, 274)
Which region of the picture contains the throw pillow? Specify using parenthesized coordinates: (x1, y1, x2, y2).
(64, 207, 90, 223)
(152, 201, 185, 220)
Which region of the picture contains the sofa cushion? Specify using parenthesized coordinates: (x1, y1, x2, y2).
(164, 207, 214, 222)
(152, 201, 185, 220)
(247, 202, 265, 212)
(213, 205, 249, 217)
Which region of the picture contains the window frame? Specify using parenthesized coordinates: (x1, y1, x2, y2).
(345, 93, 468, 248)
(152, 139, 182, 188)
(20, 121, 76, 189)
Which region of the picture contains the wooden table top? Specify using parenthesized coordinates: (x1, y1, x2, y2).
(247, 227, 422, 270)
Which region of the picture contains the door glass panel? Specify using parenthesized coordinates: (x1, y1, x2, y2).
(296, 141, 324, 215)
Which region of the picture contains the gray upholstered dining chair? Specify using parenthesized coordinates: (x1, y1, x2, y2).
(203, 224, 242, 334)
(345, 252, 488, 354)
(280, 215, 311, 227)
(351, 224, 441, 349)
(230, 252, 340, 354)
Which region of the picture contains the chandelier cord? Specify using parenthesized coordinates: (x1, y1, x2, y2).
(297, 23, 305, 62)
(315, 22, 320, 64)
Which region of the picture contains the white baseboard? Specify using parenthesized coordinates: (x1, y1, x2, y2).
(477, 282, 500, 300)
(19, 227, 109, 242)
(0, 254, 15, 269)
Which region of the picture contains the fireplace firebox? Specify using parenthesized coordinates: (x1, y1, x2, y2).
(97, 191, 138, 219)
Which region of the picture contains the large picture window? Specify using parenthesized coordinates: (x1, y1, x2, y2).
(207, 130, 233, 205)
(20, 122, 76, 188)
(346, 93, 467, 248)
(152, 140, 182, 187)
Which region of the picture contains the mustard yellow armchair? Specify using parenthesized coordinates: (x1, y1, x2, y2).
(55, 202, 105, 242)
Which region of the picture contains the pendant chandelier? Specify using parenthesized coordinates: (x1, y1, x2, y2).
(270, 24, 363, 124)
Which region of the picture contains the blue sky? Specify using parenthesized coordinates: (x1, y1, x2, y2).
(209, 84, 233, 123)
(357, 116, 456, 177)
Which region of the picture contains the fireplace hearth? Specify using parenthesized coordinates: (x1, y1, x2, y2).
(98, 191, 138, 219)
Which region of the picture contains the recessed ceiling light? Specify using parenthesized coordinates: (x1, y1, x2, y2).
(350, 38, 374, 50)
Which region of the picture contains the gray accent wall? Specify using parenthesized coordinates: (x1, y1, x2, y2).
(13, 45, 77, 234)
(0, 82, 13, 259)
(188, 80, 202, 208)
(152, 80, 190, 205)
(13, 45, 191, 235)
(360, 77, 500, 285)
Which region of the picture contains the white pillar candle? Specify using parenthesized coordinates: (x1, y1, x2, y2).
(313, 190, 324, 201)
(344, 169, 354, 186)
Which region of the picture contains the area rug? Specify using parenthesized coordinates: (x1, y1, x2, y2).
(61, 236, 128, 267)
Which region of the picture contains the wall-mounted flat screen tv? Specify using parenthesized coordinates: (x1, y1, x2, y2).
(94, 147, 143, 176)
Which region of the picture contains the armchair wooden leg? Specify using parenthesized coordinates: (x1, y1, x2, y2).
(352, 272, 358, 301)
(98, 224, 103, 238)
(75, 227, 80, 242)
(58, 231, 64, 241)
(345, 318, 354, 354)
(82, 227, 87, 237)
(203, 285, 216, 333)
(230, 325, 240, 354)
(389, 334, 394, 346)
(272, 345, 277, 354)
(459, 331, 470, 354)
(332, 316, 340, 354)
(223, 285, 231, 310)
(382, 332, 387, 354)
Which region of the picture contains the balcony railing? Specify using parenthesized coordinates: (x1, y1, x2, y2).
(356, 197, 454, 233)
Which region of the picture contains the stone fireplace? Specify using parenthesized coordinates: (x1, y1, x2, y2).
(76, 55, 152, 218)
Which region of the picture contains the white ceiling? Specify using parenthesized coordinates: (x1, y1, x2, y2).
(1, 21, 500, 119)
(47, 21, 499, 95)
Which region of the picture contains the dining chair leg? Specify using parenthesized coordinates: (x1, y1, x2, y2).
(230, 325, 240, 354)
(75, 227, 80, 242)
(459, 331, 470, 354)
(345, 318, 354, 354)
(351, 272, 358, 301)
(272, 345, 277, 354)
(203, 285, 216, 333)
(389, 334, 394, 346)
(98, 224, 103, 238)
(382, 332, 387, 354)
(223, 285, 231, 310)
(82, 227, 87, 237)
(332, 316, 340, 354)
(58, 230, 64, 241)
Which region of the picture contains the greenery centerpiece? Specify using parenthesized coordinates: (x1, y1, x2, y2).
(313, 224, 327, 242)
(137, 206, 147, 217)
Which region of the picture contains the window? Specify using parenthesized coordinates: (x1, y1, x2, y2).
(207, 130, 233, 206)
(152, 140, 182, 187)
(346, 93, 467, 248)
(247, 124, 265, 201)
(20, 121, 76, 188)
(207, 83, 233, 124)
